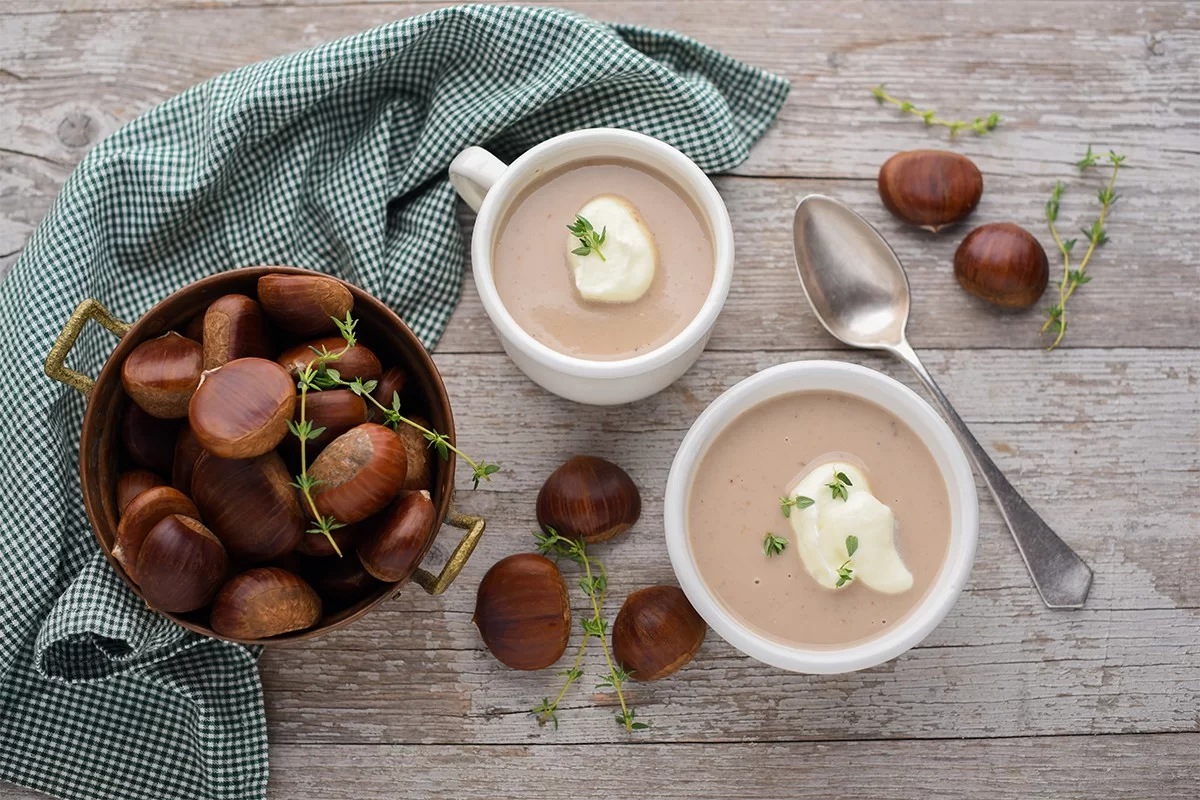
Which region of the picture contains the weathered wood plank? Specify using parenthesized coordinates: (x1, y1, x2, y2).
(245, 347, 1200, 744)
(5, 734, 1198, 800)
(2, 2, 1196, 346)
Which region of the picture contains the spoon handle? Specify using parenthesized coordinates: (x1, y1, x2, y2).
(890, 341, 1093, 609)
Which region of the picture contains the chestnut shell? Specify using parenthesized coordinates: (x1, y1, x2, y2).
(117, 470, 165, 515)
(612, 585, 706, 681)
(394, 418, 433, 490)
(536, 455, 641, 543)
(356, 489, 436, 582)
(308, 423, 407, 524)
(277, 338, 381, 383)
(137, 515, 228, 613)
(473, 553, 570, 671)
(188, 357, 296, 458)
(172, 423, 205, 492)
(290, 389, 368, 456)
(257, 273, 353, 336)
(191, 450, 305, 563)
(209, 567, 323, 640)
(878, 150, 983, 231)
(121, 402, 182, 474)
(202, 293, 272, 369)
(954, 222, 1049, 308)
(112, 486, 200, 579)
(120, 331, 204, 419)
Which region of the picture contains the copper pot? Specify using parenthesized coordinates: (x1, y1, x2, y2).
(45, 266, 485, 644)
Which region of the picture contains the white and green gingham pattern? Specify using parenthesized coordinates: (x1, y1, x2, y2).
(0, 6, 787, 799)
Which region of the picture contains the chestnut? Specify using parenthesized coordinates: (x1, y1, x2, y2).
(612, 585, 706, 682)
(209, 567, 322, 640)
(308, 423, 407, 524)
(371, 366, 408, 412)
(182, 310, 206, 344)
(191, 450, 305, 563)
(202, 294, 272, 370)
(117, 470, 165, 515)
(954, 222, 1049, 308)
(295, 522, 359, 558)
(121, 332, 204, 419)
(113, 486, 200, 579)
(137, 515, 228, 613)
(188, 357, 296, 458)
(473, 553, 570, 670)
(357, 489, 435, 582)
(394, 418, 433, 490)
(121, 403, 180, 474)
(172, 423, 205, 492)
(878, 150, 983, 232)
(277, 337, 381, 383)
(290, 389, 367, 455)
(536, 456, 641, 543)
(257, 273, 353, 336)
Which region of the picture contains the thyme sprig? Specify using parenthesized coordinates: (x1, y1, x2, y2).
(779, 494, 814, 518)
(1042, 146, 1126, 350)
(835, 535, 859, 588)
(870, 84, 1002, 136)
(827, 470, 853, 502)
(763, 531, 788, 557)
(567, 214, 607, 261)
(286, 313, 501, 556)
(533, 529, 647, 732)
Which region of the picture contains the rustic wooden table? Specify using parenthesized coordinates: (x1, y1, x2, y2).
(3, 1, 1199, 797)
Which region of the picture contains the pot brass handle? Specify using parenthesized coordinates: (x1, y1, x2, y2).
(409, 505, 486, 596)
(45, 298, 131, 396)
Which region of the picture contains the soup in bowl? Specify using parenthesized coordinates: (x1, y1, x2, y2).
(664, 361, 979, 673)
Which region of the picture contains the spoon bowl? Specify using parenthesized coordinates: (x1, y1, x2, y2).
(792, 195, 1093, 610)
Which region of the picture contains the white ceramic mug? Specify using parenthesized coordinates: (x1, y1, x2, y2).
(664, 360, 980, 674)
(448, 129, 734, 405)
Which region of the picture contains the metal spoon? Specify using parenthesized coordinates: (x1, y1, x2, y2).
(792, 194, 1092, 609)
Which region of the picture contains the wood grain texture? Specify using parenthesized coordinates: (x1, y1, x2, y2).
(2, 1, 1198, 798)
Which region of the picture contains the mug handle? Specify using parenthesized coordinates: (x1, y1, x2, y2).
(448, 146, 508, 212)
(407, 504, 487, 596)
(45, 298, 132, 396)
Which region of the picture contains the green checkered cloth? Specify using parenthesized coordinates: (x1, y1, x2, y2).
(0, 5, 787, 799)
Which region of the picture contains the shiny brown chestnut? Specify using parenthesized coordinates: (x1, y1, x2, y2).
(191, 450, 305, 563)
(121, 331, 204, 419)
(202, 294, 272, 370)
(954, 222, 1049, 308)
(878, 150, 984, 232)
(209, 567, 323, 640)
(117, 470, 165, 515)
(172, 423, 205, 492)
(290, 389, 367, 455)
(112, 486, 200, 579)
(188, 357, 296, 458)
(308, 423, 407, 524)
(277, 337, 381, 383)
(394, 418, 433, 490)
(612, 585, 706, 681)
(357, 490, 436, 582)
(371, 366, 408, 412)
(536, 456, 641, 543)
(473, 553, 570, 670)
(182, 310, 206, 344)
(121, 403, 181, 474)
(257, 273, 353, 336)
(136, 515, 228, 613)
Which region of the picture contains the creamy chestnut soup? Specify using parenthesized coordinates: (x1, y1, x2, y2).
(492, 160, 714, 361)
(688, 391, 952, 647)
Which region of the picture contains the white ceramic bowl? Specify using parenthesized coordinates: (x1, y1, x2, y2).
(449, 129, 734, 405)
(664, 360, 979, 673)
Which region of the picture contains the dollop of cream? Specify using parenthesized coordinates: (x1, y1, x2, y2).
(786, 462, 913, 594)
(565, 195, 658, 303)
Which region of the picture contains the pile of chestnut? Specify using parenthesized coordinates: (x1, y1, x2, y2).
(113, 272, 437, 640)
(473, 456, 707, 684)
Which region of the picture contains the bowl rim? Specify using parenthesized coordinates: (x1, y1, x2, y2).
(79, 265, 456, 644)
(663, 360, 979, 673)
(470, 127, 735, 379)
